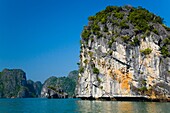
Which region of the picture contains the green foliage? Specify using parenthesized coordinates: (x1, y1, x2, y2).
(92, 24, 100, 32)
(97, 77, 102, 83)
(44, 74, 78, 97)
(81, 29, 90, 40)
(83, 59, 88, 64)
(128, 6, 163, 33)
(162, 24, 170, 31)
(88, 51, 93, 57)
(160, 46, 170, 57)
(108, 41, 113, 48)
(111, 20, 119, 26)
(105, 6, 121, 13)
(79, 67, 84, 73)
(130, 37, 140, 46)
(108, 50, 113, 55)
(163, 36, 170, 44)
(141, 79, 147, 86)
(87, 6, 122, 31)
(153, 16, 163, 23)
(103, 25, 108, 32)
(94, 31, 102, 38)
(0, 69, 43, 98)
(114, 12, 124, 19)
(145, 30, 150, 36)
(121, 36, 130, 42)
(153, 28, 159, 35)
(83, 5, 166, 46)
(48, 86, 56, 91)
(140, 48, 152, 55)
(120, 20, 129, 29)
(160, 36, 170, 57)
(101, 18, 107, 24)
(93, 67, 100, 74)
(88, 16, 96, 21)
(138, 86, 148, 92)
(108, 37, 116, 48)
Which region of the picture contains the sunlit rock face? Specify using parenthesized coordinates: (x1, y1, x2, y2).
(76, 6, 170, 100)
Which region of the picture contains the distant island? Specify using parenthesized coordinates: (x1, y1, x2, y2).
(41, 70, 78, 98)
(0, 69, 78, 98)
(76, 5, 170, 102)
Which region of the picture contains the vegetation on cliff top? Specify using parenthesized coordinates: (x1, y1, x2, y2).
(81, 5, 170, 57)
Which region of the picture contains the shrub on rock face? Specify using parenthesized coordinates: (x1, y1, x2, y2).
(81, 30, 90, 41)
(93, 67, 99, 75)
(160, 36, 170, 57)
(79, 67, 84, 73)
(161, 46, 170, 57)
(140, 48, 152, 55)
(130, 37, 140, 46)
(153, 28, 159, 35)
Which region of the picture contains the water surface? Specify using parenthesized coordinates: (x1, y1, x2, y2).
(0, 98, 169, 113)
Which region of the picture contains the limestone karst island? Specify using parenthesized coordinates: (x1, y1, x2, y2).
(0, 6, 170, 102)
(76, 6, 170, 101)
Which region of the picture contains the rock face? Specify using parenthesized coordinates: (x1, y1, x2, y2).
(68, 70, 78, 82)
(41, 76, 68, 98)
(0, 69, 42, 98)
(41, 71, 78, 98)
(26, 80, 42, 97)
(76, 6, 170, 100)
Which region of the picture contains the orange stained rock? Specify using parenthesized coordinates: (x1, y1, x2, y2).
(101, 61, 105, 65)
(107, 69, 112, 76)
(112, 69, 132, 94)
(149, 91, 157, 99)
(121, 73, 132, 93)
(147, 67, 154, 75)
(148, 76, 154, 85)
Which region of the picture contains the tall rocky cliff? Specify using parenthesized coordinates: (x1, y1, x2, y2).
(76, 6, 170, 100)
(0, 69, 42, 98)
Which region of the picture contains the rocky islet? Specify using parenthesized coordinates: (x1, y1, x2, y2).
(76, 6, 170, 101)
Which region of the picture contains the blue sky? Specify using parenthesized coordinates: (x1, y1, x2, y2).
(0, 0, 170, 82)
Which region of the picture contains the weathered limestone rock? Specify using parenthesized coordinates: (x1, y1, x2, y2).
(76, 6, 170, 101)
(41, 86, 68, 99)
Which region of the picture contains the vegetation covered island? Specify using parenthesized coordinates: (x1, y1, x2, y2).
(76, 6, 170, 101)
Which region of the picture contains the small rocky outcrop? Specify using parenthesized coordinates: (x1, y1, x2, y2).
(41, 71, 78, 98)
(41, 76, 68, 98)
(41, 85, 68, 99)
(76, 6, 170, 101)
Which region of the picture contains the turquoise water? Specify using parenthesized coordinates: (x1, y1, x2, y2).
(0, 98, 170, 113)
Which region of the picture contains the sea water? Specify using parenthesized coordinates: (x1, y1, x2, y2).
(0, 98, 169, 113)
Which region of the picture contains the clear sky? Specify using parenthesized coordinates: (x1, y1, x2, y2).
(0, 0, 170, 82)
